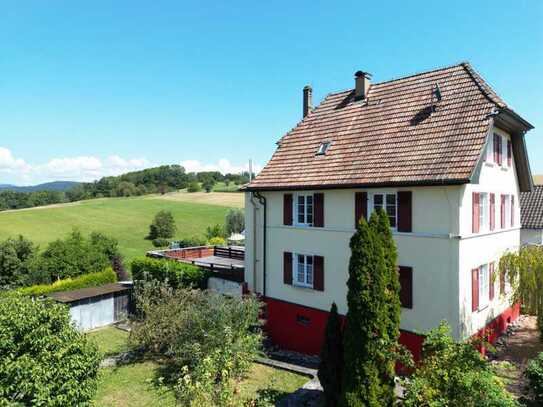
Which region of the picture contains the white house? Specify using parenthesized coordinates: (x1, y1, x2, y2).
(520, 185, 543, 245)
(243, 63, 534, 357)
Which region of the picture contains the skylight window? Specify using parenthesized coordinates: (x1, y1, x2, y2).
(316, 141, 331, 155)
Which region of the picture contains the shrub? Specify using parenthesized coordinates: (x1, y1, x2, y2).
(152, 237, 170, 248)
(148, 210, 176, 240)
(225, 208, 244, 236)
(319, 302, 344, 407)
(202, 177, 215, 193)
(402, 322, 518, 407)
(341, 217, 391, 406)
(131, 257, 209, 289)
(206, 224, 226, 240)
(0, 295, 101, 405)
(208, 236, 226, 246)
(526, 352, 543, 403)
(17, 267, 117, 297)
(175, 236, 207, 248)
(187, 180, 201, 192)
(130, 283, 262, 406)
(0, 235, 37, 289)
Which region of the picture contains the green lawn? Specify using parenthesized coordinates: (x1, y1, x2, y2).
(94, 361, 307, 407)
(0, 192, 242, 263)
(87, 326, 130, 358)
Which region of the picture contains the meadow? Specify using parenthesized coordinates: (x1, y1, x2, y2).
(0, 191, 244, 263)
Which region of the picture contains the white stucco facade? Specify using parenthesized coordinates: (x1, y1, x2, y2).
(245, 126, 522, 341)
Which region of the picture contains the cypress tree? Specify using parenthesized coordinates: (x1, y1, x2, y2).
(369, 209, 401, 404)
(340, 217, 389, 407)
(318, 302, 344, 407)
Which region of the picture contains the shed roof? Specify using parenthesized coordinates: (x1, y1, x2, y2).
(521, 185, 543, 229)
(48, 282, 132, 303)
(245, 62, 533, 191)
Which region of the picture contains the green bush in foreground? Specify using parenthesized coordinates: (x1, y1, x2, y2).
(526, 352, 543, 403)
(131, 256, 209, 289)
(17, 267, 117, 296)
(130, 283, 262, 406)
(402, 322, 518, 407)
(0, 295, 101, 405)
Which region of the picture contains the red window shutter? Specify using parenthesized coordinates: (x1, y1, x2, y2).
(283, 252, 292, 285)
(472, 192, 480, 233)
(283, 194, 293, 226)
(472, 268, 479, 312)
(500, 195, 506, 229)
(397, 191, 412, 232)
(489, 193, 495, 231)
(489, 263, 495, 301)
(354, 192, 367, 227)
(313, 255, 324, 291)
(399, 266, 413, 309)
(511, 195, 515, 227)
(507, 140, 512, 167)
(313, 193, 324, 227)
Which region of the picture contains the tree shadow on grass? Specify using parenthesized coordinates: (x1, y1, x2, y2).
(252, 388, 290, 406)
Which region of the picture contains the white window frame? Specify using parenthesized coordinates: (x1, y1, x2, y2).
(294, 253, 314, 288)
(294, 194, 314, 227)
(478, 264, 489, 310)
(371, 192, 398, 229)
(479, 192, 489, 231)
(316, 141, 331, 155)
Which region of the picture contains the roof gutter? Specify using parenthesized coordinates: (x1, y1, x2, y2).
(253, 191, 267, 297)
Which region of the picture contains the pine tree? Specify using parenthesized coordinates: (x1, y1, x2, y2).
(318, 302, 344, 407)
(340, 217, 389, 407)
(369, 209, 401, 403)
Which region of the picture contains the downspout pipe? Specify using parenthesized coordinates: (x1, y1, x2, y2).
(254, 191, 267, 297)
(249, 192, 258, 292)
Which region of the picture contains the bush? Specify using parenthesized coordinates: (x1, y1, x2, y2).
(148, 210, 176, 240)
(131, 257, 209, 289)
(526, 352, 543, 403)
(0, 295, 101, 405)
(130, 283, 262, 406)
(152, 238, 170, 248)
(17, 267, 117, 297)
(402, 322, 518, 407)
(187, 181, 201, 192)
(207, 236, 226, 246)
(175, 236, 207, 248)
(206, 224, 226, 240)
(225, 208, 244, 236)
(0, 235, 37, 289)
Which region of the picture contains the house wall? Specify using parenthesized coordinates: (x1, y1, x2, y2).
(521, 229, 543, 246)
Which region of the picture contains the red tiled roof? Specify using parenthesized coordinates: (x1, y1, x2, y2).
(246, 62, 521, 190)
(521, 185, 543, 229)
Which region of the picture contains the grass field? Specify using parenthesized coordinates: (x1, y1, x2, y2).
(0, 191, 244, 263)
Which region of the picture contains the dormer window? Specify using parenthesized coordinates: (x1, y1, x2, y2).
(316, 141, 331, 155)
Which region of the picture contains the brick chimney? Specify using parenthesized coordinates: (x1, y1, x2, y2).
(354, 71, 371, 101)
(303, 85, 312, 118)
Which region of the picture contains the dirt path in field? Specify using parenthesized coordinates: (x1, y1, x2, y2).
(493, 316, 542, 403)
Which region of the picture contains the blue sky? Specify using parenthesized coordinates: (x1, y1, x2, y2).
(0, 1, 542, 184)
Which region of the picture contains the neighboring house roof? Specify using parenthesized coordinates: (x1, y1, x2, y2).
(48, 282, 132, 303)
(521, 185, 543, 229)
(246, 62, 533, 191)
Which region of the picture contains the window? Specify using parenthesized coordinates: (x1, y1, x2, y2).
(479, 193, 489, 231)
(485, 134, 494, 163)
(296, 195, 313, 226)
(493, 133, 502, 165)
(504, 194, 511, 228)
(316, 141, 331, 155)
(373, 193, 397, 227)
(295, 254, 313, 288)
(479, 264, 489, 309)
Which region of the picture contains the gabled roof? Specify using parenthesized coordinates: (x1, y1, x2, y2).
(246, 62, 533, 191)
(521, 185, 543, 229)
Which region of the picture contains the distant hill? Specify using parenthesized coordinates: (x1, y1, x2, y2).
(0, 181, 80, 192)
(534, 175, 543, 186)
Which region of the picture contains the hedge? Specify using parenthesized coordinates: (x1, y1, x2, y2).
(17, 267, 117, 297)
(131, 257, 209, 289)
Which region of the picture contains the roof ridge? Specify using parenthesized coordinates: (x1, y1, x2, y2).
(460, 63, 507, 108)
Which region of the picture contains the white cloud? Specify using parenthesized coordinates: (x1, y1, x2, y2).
(180, 158, 261, 175)
(0, 147, 151, 185)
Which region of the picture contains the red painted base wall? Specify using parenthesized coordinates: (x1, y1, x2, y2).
(263, 297, 520, 360)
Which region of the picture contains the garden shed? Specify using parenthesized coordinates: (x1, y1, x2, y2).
(49, 282, 133, 331)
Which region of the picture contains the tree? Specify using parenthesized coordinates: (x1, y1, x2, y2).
(0, 296, 100, 405)
(187, 180, 201, 193)
(369, 209, 401, 399)
(202, 177, 215, 193)
(225, 208, 245, 236)
(148, 210, 177, 240)
(499, 245, 543, 339)
(206, 224, 226, 240)
(318, 302, 344, 407)
(0, 236, 37, 289)
(402, 322, 518, 407)
(340, 217, 390, 407)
